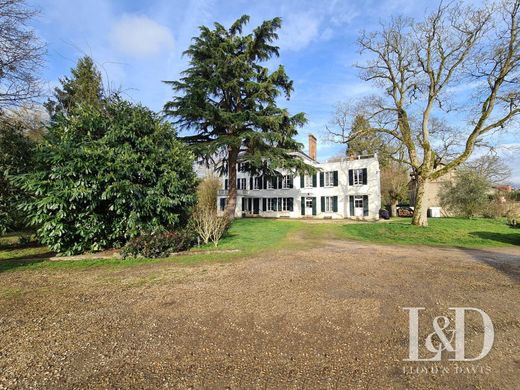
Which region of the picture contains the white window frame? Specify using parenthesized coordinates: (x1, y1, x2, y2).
(324, 171, 334, 187)
(266, 179, 273, 190)
(304, 175, 313, 188)
(353, 169, 364, 185)
(324, 196, 334, 212)
(253, 177, 261, 190)
(354, 195, 364, 208)
(237, 178, 247, 190)
(305, 198, 313, 208)
(281, 175, 293, 189)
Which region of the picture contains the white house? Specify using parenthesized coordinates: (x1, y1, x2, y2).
(199, 135, 381, 219)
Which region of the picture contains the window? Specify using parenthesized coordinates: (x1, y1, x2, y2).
(324, 172, 334, 187)
(324, 196, 333, 212)
(237, 178, 247, 190)
(219, 198, 227, 211)
(305, 198, 313, 208)
(265, 198, 293, 212)
(304, 175, 313, 188)
(281, 175, 293, 189)
(354, 196, 363, 208)
(237, 162, 247, 172)
(266, 178, 273, 190)
(253, 177, 261, 190)
(353, 169, 364, 185)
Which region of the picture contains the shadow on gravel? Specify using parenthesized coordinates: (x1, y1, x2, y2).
(460, 247, 520, 284)
(469, 231, 520, 246)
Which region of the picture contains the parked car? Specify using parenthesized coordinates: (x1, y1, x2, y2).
(397, 206, 414, 217)
(379, 209, 390, 220)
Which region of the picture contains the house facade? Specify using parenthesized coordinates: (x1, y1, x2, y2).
(199, 135, 381, 219)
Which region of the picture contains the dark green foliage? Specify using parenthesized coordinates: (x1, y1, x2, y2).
(14, 98, 198, 255)
(44, 56, 104, 118)
(440, 170, 490, 218)
(164, 15, 311, 216)
(121, 229, 197, 258)
(0, 118, 35, 233)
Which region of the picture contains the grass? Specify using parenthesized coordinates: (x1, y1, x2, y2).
(0, 217, 518, 273)
(339, 217, 520, 248)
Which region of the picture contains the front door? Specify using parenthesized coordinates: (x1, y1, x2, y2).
(305, 197, 314, 216)
(253, 198, 260, 215)
(354, 196, 364, 217)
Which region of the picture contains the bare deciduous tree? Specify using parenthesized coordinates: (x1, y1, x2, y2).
(0, 0, 44, 109)
(331, 1, 520, 226)
(464, 154, 511, 184)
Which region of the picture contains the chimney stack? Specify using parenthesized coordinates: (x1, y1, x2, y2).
(308, 134, 317, 160)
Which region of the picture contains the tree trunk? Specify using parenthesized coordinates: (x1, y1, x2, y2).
(224, 146, 239, 219)
(411, 176, 429, 227)
(390, 200, 398, 218)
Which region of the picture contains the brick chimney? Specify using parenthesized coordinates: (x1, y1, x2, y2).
(308, 134, 317, 160)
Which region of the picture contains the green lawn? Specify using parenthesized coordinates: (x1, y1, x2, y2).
(338, 217, 520, 248)
(1, 218, 518, 273)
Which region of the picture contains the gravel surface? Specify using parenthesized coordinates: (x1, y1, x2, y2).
(0, 236, 519, 389)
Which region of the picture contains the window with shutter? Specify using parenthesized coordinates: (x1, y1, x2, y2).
(312, 174, 317, 187)
(301, 197, 305, 216)
(348, 170, 353, 186)
(320, 172, 324, 187)
(312, 197, 317, 216)
(333, 171, 338, 186)
(333, 196, 338, 212)
(362, 168, 368, 185)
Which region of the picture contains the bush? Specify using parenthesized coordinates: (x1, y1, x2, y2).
(191, 177, 229, 246)
(14, 98, 198, 255)
(506, 210, 520, 229)
(440, 169, 489, 217)
(121, 229, 197, 258)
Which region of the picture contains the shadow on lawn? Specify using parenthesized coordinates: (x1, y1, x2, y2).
(469, 230, 520, 246)
(0, 242, 55, 273)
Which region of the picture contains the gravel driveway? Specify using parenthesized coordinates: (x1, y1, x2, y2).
(0, 236, 519, 389)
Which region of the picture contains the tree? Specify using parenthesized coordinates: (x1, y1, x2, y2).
(464, 154, 511, 185)
(14, 98, 197, 255)
(0, 0, 45, 108)
(328, 106, 399, 168)
(440, 169, 490, 218)
(0, 116, 35, 233)
(330, 1, 520, 226)
(44, 56, 104, 118)
(164, 15, 310, 218)
(380, 162, 409, 216)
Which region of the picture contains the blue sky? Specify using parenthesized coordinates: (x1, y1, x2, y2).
(30, 0, 520, 185)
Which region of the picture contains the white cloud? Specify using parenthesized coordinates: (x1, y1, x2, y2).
(278, 12, 321, 51)
(110, 15, 174, 58)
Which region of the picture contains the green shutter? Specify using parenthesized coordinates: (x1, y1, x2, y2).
(312, 174, 317, 187)
(363, 195, 369, 216)
(320, 172, 324, 187)
(333, 171, 338, 186)
(348, 170, 353, 186)
(363, 168, 368, 185)
(321, 196, 325, 212)
(333, 196, 338, 212)
(349, 196, 354, 216)
(301, 197, 305, 216)
(300, 175, 304, 188)
(312, 197, 317, 216)
(262, 198, 266, 211)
